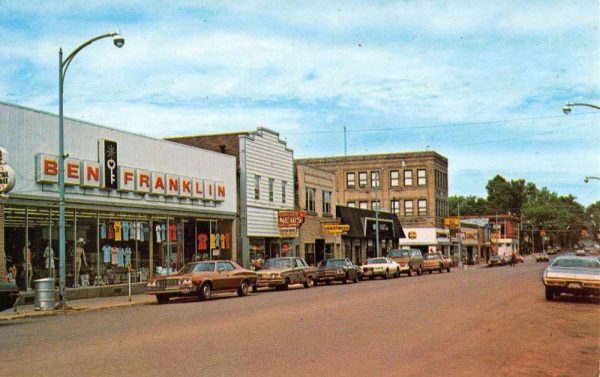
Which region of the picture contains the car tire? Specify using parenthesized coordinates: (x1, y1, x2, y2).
(370, 275, 375, 280)
(252, 284, 258, 293)
(156, 294, 169, 305)
(447, 266, 451, 273)
(439, 266, 443, 273)
(418, 266, 423, 276)
(325, 280, 331, 285)
(395, 268, 400, 278)
(384, 270, 390, 279)
(545, 287, 555, 301)
(199, 283, 212, 301)
(343, 273, 349, 284)
(303, 276, 314, 288)
(353, 274, 359, 283)
(237, 280, 249, 297)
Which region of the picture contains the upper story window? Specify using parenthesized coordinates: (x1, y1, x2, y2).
(268, 178, 274, 202)
(404, 170, 413, 186)
(281, 181, 287, 204)
(390, 170, 400, 187)
(371, 171, 380, 188)
(323, 191, 332, 214)
(417, 169, 427, 186)
(391, 199, 400, 214)
(347, 201, 356, 208)
(404, 200, 414, 216)
(418, 199, 427, 216)
(359, 201, 368, 209)
(305, 187, 316, 212)
(358, 172, 368, 188)
(254, 175, 261, 200)
(346, 172, 356, 189)
(371, 201, 380, 211)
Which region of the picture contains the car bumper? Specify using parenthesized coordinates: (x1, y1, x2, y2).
(256, 278, 285, 288)
(147, 286, 197, 296)
(362, 269, 386, 277)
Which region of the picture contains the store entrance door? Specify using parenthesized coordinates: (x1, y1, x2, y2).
(315, 239, 325, 265)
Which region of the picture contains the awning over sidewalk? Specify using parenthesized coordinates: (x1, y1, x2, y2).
(336, 206, 405, 239)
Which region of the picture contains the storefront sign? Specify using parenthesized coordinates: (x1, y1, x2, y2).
(277, 210, 307, 228)
(279, 227, 299, 238)
(364, 218, 395, 238)
(100, 139, 118, 189)
(323, 223, 350, 235)
(0, 147, 16, 194)
(444, 217, 460, 229)
(35, 153, 226, 203)
(408, 231, 417, 239)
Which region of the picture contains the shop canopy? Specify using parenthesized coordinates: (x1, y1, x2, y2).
(336, 206, 405, 240)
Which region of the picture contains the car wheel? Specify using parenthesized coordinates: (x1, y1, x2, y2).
(252, 284, 258, 293)
(325, 280, 331, 285)
(384, 270, 390, 279)
(447, 266, 451, 273)
(418, 266, 423, 276)
(237, 280, 249, 297)
(395, 268, 400, 278)
(408, 268, 413, 277)
(439, 266, 443, 273)
(545, 286, 555, 301)
(156, 294, 169, 305)
(303, 276, 314, 288)
(199, 283, 212, 301)
(343, 273, 349, 284)
(353, 273, 359, 283)
(370, 275, 375, 280)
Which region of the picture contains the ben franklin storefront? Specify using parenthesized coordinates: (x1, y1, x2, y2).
(0, 102, 237, 292)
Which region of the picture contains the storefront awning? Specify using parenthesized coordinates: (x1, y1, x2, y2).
(336, 206, 404, 239)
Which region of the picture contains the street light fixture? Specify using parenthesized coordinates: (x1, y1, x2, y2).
(584, 176, 600, 183)
(562, 102, 600, 114)
(57, 30, 124, 308)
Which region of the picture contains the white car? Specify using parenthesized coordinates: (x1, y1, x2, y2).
(361, 257, 401, 280)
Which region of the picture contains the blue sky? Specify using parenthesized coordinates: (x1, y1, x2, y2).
(1, 1, 599, 205)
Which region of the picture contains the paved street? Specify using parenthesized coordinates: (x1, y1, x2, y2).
(1, 259, 597, 377)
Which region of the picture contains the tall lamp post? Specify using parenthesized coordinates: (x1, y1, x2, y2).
(374, 170, 381, 257)
(562, 102, 600, 114)
(57, 30, 124, 307)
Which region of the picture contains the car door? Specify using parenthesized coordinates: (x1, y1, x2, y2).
(214, 261, 229, 290)
(224, 262, 240, 289)
(293, 258, 304, 284)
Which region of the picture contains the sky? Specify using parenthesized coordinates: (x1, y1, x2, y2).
(1, 1, 599, 206)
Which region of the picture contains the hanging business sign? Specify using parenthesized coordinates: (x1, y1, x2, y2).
(277, 210, 307, 228)
(279, 227, 299, 238)
(0, 147, 16, 195)
(323, 223, 350, 235)
(444, 217, 460, 229)
(363, 218, 395, 238)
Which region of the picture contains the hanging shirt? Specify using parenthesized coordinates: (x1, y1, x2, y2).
(124, 247, 132, 266)
(129, 222, 136, 240)
(161, 224, 167, 242)
(169, 224, 177, 241)
(117, 248, 125, 267)
(122, 221, 129, 241)
(107, 223, 114, 240)
(100, 223, 107, 239)
(155, 224, 161, 242)
(111, 247, 119, 265)
(139, 223, 146, 242)
(177, 223, 184, 241)
(114, 221, 122, 241)
(197, 234, 208, 250)
(102, 245, 111, 263)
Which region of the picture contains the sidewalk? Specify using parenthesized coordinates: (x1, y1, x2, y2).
(0, 293, 156, 321)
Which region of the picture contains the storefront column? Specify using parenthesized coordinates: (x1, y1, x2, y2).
(149, 217, 154, 278)
(0, 201, 6, 281)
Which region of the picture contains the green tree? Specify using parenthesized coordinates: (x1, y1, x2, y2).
(449, 195, 488, 216)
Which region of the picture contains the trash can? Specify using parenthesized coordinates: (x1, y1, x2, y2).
(34, 277, 57, 310)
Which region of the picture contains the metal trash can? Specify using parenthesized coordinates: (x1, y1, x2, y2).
(34, 277, 57, 310)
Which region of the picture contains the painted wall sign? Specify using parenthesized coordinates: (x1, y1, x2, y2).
(323, 223, 350, 235)
(0, 147, 16, 194)
(277, 210, 308, 228)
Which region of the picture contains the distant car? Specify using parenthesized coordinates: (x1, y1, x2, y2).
(516, 255, 524, 263)
(542, 256, 600, 301)
(361, 257, 401, 279)
(422, 252, 451, 273)
(547, 249, 558, 255)
(576, 249, 586, 257)
(535, 253, 549, 263)
(386, 249, 423, 276)
(147, 260, 257, 304)
(501, 254, 512, 265)
(0, 282, 19, 311)
(488, 255, 503, 267)
(316, 258, 361, 285)
(254, 257, 318, 291)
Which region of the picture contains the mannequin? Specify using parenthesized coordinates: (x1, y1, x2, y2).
(22, 241, 33, 290)
(74, 238, 88, 287)
(43, 242, 55, 278)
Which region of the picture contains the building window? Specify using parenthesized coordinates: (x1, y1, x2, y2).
(371, 201, 380, 211)
(390, 170, 399, 187)
(346, 172, 356, 189)
(359, 172, 367, 188)
(323, 191, 331, 214)
(404, 200, 413, 216)
(281, 181, 287, 204)
(268, 178, 274, 202)
(254, 175, 261, 200)
(417, 169, 427, 186)
(404, 170, 413, 186)
(359, 201, 368, 209)
(305, 187, 315, 212)
(391, 199, 400, 214)
(347, 201, 356, 208)
(418, 199, 427, 216)
(371, 171, 380, 188)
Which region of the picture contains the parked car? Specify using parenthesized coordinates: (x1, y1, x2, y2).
(386, 249, 423, 276)
(576, 249, 586, 257)
(0, 282, 19, 311)
(147, 260, 257, 304)
(254, 257, 318, 291)
(316, 258, 362, 285)
(487, 255, 503, 267)
(361, 257, 401, 279)
(422, 252, 450, 273)
(546, 249, 558, 255)
(516, 254, 524, 263)
(542, 255, 600, 301)
(501, 254, 512, 265)
(535, 253, 549, 263)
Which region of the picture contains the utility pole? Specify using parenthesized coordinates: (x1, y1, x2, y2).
(375, 170, 380, 258)
(457, 201, 462, 269)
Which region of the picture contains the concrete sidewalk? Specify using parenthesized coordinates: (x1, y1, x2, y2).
(0, 293, 156, 321)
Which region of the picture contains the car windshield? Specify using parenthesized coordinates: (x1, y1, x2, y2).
(367, 258, 387, 264)
(178, 263, 196, 273)
(388, 250, 408, 257)
(193, 262, 216, 272)
(264, 258, 293, 269)
(551, 258, 600, 269)
(324, 259, 346, 267)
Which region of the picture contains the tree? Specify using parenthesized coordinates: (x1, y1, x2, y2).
(486, 175, 527, 215)
(449, 195, 488, 216)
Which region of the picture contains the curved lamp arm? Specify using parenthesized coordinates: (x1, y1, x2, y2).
(61, 31, 120, 84)
(563, 102, 600, 114)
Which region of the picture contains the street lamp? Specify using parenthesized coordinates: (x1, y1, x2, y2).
(562, 102, 600, 114)
(373, 170, 381, 257)
(57, 30, 124, 308)
(584, 176, 600, 183)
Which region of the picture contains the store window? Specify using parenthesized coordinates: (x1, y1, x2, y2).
(371, 171, 380, 188)
(390, 170, 399, 187)
(371, 201, 380, 211)
(268, 178, 274, 202)
(404, 170, 413, 186)
(391, 199, 400, 214)
(304, 243, 315, 266)
(323, 191, 331, 214)
(254, 175, 261, 200)
(417, 169, 427, 186)
(418, 199, 427, 216)
(359, 201, 368, 209)
(346, 172, 356, 189)
(306, 187, 316, 212)
(404, 200, 414, 216)
(359, 172, 367, 188)
(282, 181, 287, 204)
(347, 201, 356, 208)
